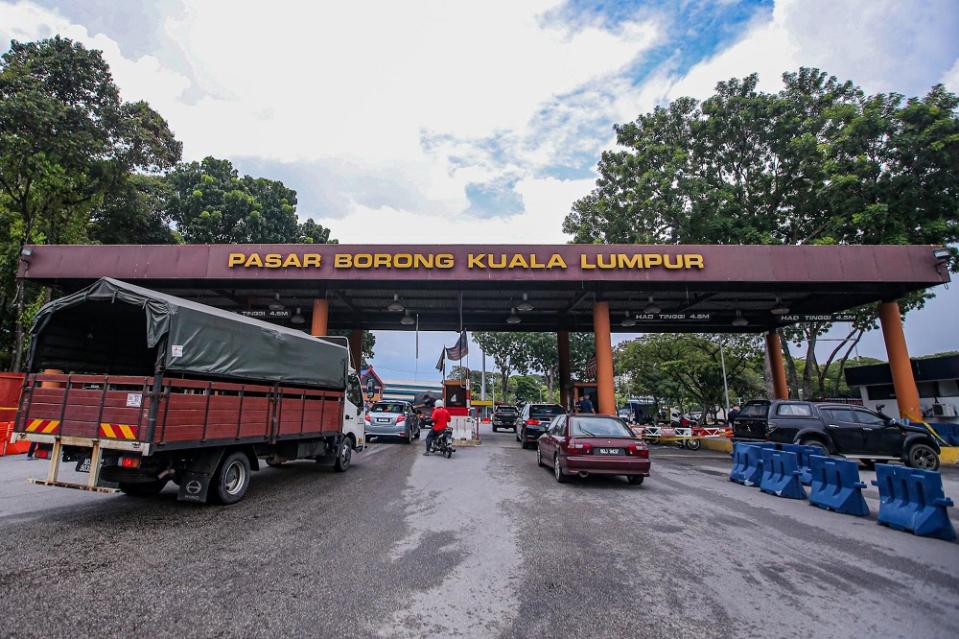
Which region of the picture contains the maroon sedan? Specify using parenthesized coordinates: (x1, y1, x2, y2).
(537, 415, 650, 484)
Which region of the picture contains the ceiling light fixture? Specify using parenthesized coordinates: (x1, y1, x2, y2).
(400, 310, 415, 326)
(290, 307, 305, 325)
(506, 307, 521, 325)
(387, 293, 405, 312)
(268, 293, 285, 312)
(643, 296, 661, 315)
(516, 293, 534, 312)
(621, 310, 636, 328)
(770, 297, 790, 316)
(732, 310, 749, 327)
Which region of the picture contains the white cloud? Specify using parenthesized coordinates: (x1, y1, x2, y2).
(0, 2, 192, 106)
(3, 0, 957, 248)
(655, 0, 959, 103)
(325, 175, 594, 243)
(2, 0, 661, 238)
(943, 57, 959, 92)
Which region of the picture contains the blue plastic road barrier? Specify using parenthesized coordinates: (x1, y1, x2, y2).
(780, 443, 818, 486)
(808, 455, 869, 517)
(759, 449, 807, 499)
(741, 444, 769, 487)
(872, 464, 957, 542)
(729, 443, 749, 483)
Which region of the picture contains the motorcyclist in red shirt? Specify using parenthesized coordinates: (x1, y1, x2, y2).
(424, 400, 451, 455)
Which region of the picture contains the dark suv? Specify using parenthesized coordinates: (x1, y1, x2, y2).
(732, 400, 942, 470)
(516, 403, 566, 449)
(491, 405, 519, 432)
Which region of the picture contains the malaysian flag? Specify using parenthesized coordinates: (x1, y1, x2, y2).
(446, 331, 469, 361)
(585, 355, 597, 380)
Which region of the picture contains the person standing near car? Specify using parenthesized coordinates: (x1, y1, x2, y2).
(424, 400, 451, 455)
(728, 404, 741, 423)
(578, 395, 595, 414)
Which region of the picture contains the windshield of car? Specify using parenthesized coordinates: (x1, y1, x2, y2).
(738, 403, 769, 418)
(530, 404, 565, 419)
(570, 417, 633, 438)
(371, 403, 406, 413)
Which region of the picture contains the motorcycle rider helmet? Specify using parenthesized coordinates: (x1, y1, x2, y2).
(434, 400, 444, 408)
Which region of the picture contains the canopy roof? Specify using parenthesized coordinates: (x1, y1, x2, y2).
(20, 243, 951, 333)
(30, 278, 351, 388)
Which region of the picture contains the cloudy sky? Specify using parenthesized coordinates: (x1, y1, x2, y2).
(3, 0, 959, 383)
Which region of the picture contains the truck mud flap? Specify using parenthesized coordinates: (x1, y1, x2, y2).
(177, 448, 226, 503)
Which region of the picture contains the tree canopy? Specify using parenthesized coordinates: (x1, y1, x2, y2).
(564, 67, 959, 398)
(565, 68, 959, 248)
(0, 37, 338, 369)
(615, 334, 765, 418)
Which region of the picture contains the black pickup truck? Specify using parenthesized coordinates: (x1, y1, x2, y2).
(732, 400, 942, 470)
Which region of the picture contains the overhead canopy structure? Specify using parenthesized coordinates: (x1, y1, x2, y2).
(19, 242, 952, 419)
(20, 243, 951, 333)
(29, 277, 350, 388)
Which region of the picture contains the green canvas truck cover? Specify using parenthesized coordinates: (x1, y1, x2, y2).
(29, 278, 350, 389)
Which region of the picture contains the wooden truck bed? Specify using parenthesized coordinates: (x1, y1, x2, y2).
(15, 373, 344, 452)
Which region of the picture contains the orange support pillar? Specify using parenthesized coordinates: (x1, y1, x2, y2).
(557, 331, 571, 410)
(310, 298, 328, 337)
(348, 329, 364, 371)
(592, 301, 616, 415)
(765, 331, 789, 400)
(878, 301, 922, 422)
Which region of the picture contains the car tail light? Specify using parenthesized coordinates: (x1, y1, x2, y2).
(626, 442, 648, 458)
(527, 419, 540, 426)
(564, 439, 592, 455)
(396, 414, 406, 423)
(119, 455, 141, 468)
(36, 448, 50, 460)
(364, 413, 371, 424)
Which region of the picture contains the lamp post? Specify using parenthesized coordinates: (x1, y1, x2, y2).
(719, 337, 731, 418)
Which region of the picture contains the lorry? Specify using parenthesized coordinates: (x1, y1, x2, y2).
(10, 278, 366, 504)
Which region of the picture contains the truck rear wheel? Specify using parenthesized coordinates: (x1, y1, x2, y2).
(118, 479, 168, 497)
(213, 452, 251, 504)
(333, 437, 352, 472)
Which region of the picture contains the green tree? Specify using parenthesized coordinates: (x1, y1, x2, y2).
(0, 36, 181, 369)
(328, 329, 376, 364)
(298, 218, 337, 244)
(165, 156, 336, 245)
(88, 174, 179, 244)
(166, 157, 291, 243)
(473, 332, 531, 399)
(513, 375, 545, 403)
(565, 68, 959, 398)
(616, 334, 764, 420)
(568, 332, 595, 381)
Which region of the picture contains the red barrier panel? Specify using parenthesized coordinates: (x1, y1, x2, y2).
(0, 373, 26, 455)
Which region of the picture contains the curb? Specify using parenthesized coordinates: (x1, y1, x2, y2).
(940, 446, 959, 466)
(703, 439, 733, 454)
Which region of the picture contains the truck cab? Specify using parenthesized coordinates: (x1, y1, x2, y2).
(344, 371, 366, 452)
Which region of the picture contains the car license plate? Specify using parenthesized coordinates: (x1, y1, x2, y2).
(76, 458, 91, 473)
(598, 448, 623, 455)
(377, 417, 391, 423)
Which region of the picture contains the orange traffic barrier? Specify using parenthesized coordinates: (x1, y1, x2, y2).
(0, 373, 27, 456)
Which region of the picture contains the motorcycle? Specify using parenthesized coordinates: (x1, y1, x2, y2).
(424, 424, 455, 459)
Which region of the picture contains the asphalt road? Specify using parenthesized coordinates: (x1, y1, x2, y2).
(1, 426, 957, 639)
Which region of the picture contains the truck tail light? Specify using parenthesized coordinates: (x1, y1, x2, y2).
(119, 455, 141, 469)
(564, 439, 592, 455)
